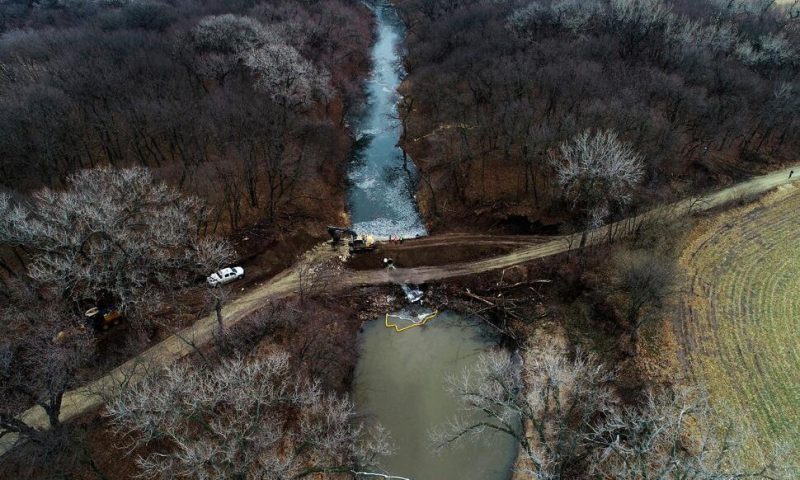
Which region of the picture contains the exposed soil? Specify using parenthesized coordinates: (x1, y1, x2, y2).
(4, 165, 799, 463)
(232, 223, 331, 285)
(345, 233, 546, 270)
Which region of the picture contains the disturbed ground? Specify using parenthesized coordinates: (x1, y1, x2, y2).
(2, 165, 799, 459)
(345, 233, 545, 270)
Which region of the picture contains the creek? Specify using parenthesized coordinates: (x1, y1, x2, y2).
(349, 4, 517, 479)
(347, 1, 426, 239)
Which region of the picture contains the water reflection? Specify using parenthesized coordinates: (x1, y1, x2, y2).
(353, 311, 517, 480)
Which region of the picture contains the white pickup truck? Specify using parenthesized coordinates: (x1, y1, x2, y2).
(207, 266, 244, 287)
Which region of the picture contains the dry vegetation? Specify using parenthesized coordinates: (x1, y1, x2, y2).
(678, 184, 800, 469)
(0, 0, 378, 476)
(1, 0, 799, 478)
(0, 0, 373, 237)
(395, 0, 800, 232)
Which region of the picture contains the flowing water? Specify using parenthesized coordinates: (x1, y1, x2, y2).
(349, 4, 516, 478)
(353, 311, 518, 480)
(347, 1, 426, 239)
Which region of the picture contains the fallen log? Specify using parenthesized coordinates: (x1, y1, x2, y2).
(464, 288, 525, 322)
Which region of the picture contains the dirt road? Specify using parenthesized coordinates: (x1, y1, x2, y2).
(2, 164, 799, 457)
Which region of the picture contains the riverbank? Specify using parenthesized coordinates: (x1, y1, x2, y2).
(224, 2, 377, 282)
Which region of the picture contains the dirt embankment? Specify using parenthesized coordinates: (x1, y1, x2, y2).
(345, 233, 546, 270)
(397, 107, 566, 235)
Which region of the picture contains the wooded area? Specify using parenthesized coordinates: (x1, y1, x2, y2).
(396, 0, 800, 231)
(1, 0, 798, 478)
(0, 0, 373, 233)
(0, 1, 378, 477)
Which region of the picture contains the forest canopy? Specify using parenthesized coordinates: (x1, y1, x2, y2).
(396, 0, 800, 231)
(0, 0, 373, 233)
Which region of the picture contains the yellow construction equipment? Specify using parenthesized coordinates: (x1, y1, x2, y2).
(85, 306, 124, 331)
(328, 226, 377, 253)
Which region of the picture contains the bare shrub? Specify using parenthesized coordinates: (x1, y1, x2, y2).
(588, 388, 792, 479)
(613, 248, 677, 350)
(433, 343, 615, 479)
(107, 352, 392, 479)
(437, 346, 789, 479)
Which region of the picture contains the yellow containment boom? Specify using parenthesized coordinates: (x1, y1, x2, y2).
(385, 310, 439, 333)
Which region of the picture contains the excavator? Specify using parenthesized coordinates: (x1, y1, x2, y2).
(84, 305, 124, 331)
(328, 226, 376, 253)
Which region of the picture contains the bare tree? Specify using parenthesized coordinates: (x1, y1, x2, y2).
(436, 345, 789, 479)
(0, 167, 234, 330)
(106, 352, 392, 479)
(433, 344, 615, 480)
(551, 130, 644, 247)
(184, 13, 329, 108)
(588, 388, 792, 479)
(184, 14, 275, 85)
(0, 282, 94, 444)
(736, 32, 797, 69)
(244, 43, 331, 109)
(205, 282, 232, 341)
(613, 249, 677, 351)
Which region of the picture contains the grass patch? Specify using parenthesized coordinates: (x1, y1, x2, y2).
(679, 186, 800, 468)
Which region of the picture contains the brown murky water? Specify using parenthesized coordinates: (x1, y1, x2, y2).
(353, 310, 517, 480)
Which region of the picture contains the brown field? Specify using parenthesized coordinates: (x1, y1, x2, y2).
(679, 185, 800, 468)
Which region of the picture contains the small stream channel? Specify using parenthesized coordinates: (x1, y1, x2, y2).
(347, 1, 426, 239)
(349, 3, 517, 478)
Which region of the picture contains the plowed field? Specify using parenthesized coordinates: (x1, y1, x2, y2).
(679, 185, 800, 466)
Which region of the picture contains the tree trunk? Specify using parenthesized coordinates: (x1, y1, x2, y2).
(45, 392, 64, 429)
(630, 326, 640, 356)
(215, 299, 224, 337)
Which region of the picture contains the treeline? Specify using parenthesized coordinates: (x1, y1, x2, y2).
(0, 0, 373, 232)
(0, 2, 376, 472)
(396, 0, 800, 231)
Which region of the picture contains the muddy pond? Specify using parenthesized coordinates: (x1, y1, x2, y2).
(353, 310, 517, 480)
